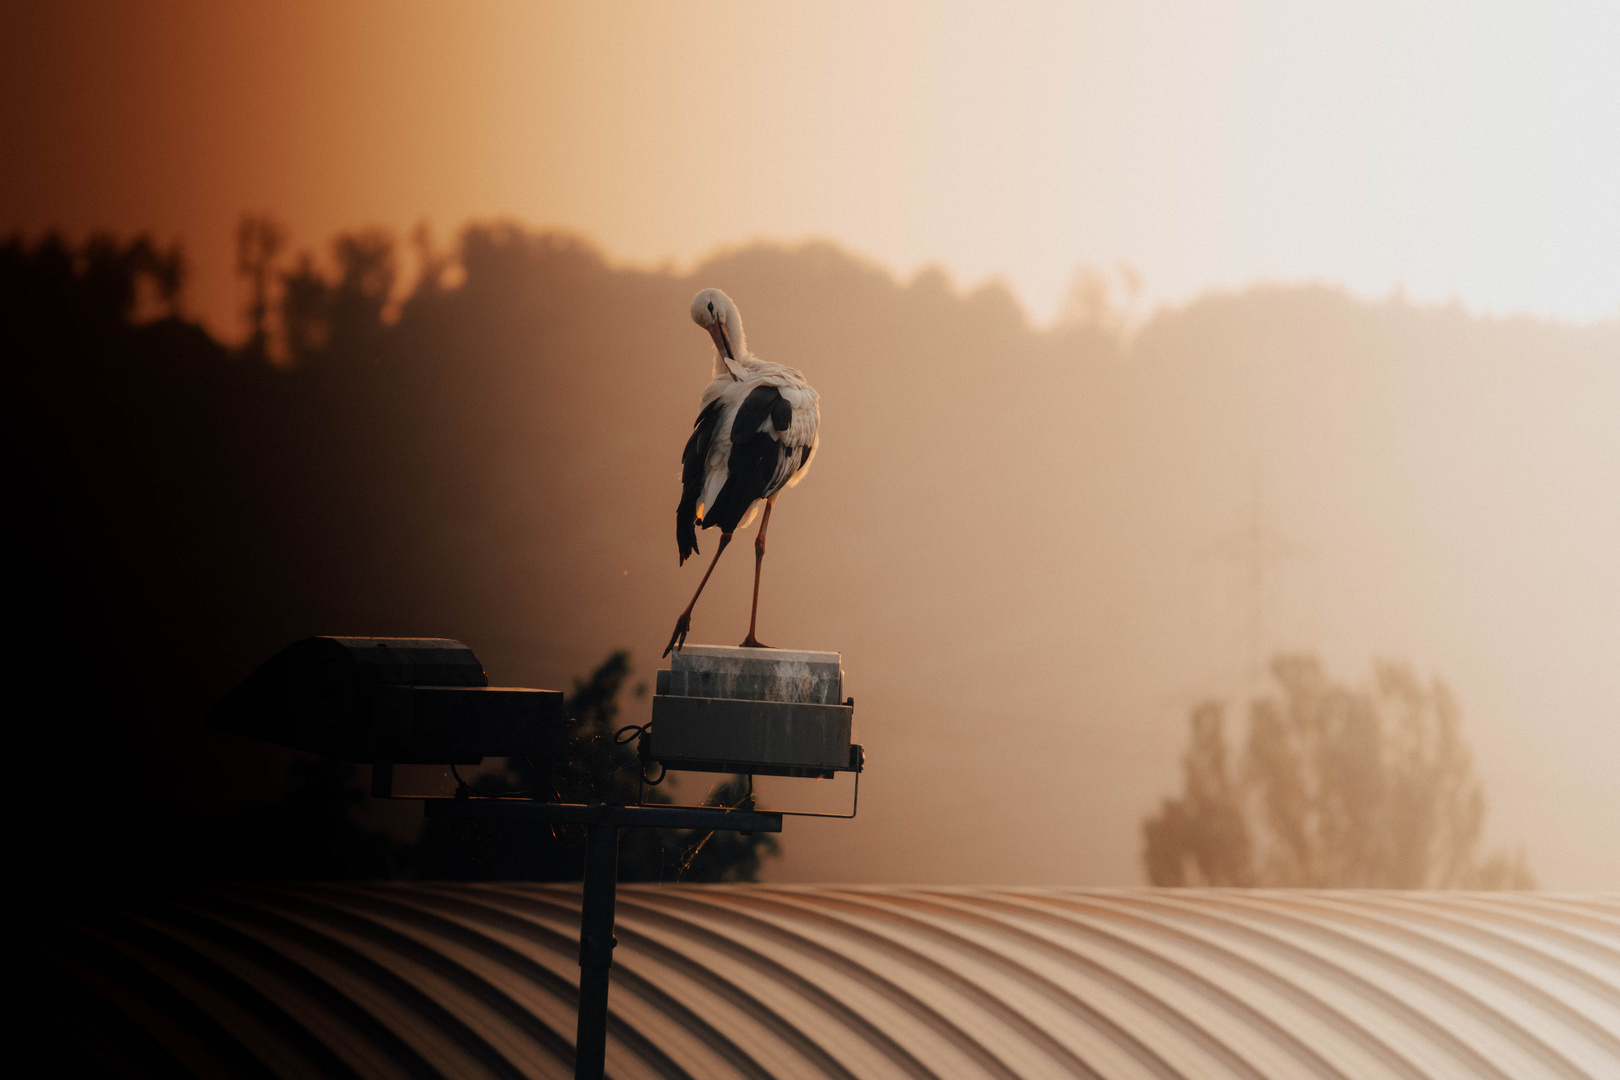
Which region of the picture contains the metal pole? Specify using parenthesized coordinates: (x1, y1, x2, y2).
(574, 819, 619, 1080)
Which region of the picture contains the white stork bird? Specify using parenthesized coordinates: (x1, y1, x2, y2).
(664, 288, 820, 656)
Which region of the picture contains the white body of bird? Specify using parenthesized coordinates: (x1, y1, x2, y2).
(666, 288, 820, 654)
(678, 288, 819, 553)
(693, 358, 819, 532)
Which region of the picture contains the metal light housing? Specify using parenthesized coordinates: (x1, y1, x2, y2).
(645, 646, 862, 778)
(209, 636, 566, 763)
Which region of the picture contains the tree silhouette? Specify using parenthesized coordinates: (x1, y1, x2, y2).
(414, 650, 779, 882)
(235, 215, 285, 357)
(1144, 654, 1534, 888)
(278, 228, 397, 367)
(9, 227, 798, 886)
(1141, 702, 1255, 886)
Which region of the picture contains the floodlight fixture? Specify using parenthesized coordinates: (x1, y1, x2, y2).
(209, 636, 565, 763)
(637, 645, 864, 817)
(213, 634, 864, 1080)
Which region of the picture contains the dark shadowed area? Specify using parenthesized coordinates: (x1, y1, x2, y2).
(6, 225, 1617, 888)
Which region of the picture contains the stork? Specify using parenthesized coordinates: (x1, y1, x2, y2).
(664, 288, 820, 656)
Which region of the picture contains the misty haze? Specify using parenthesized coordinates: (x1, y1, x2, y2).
(14, 7, 1620, 1072)
(11, 224, 1617, 888)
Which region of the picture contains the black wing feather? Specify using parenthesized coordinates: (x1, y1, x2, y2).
(703, 385, 786, 534)
(676, 397, 724, 563)
(732, 384, 783, 444)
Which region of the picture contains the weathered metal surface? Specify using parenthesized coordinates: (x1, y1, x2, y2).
(210, 636, 566, 762)
(663, 645, 844, 705)
(648, 646, 854, 777)
(35, 887, 1620, 1079)
(647, 695, 854, 777)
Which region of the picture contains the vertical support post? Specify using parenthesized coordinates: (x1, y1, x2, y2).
(574, 819, 619, 1080)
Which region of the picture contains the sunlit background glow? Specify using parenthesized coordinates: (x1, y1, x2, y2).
(4, 1, 1617, 333)
(5, 1, 1618, 889)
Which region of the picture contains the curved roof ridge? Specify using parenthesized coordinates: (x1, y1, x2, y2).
(917, 888, 1423, 1080)
(33, 884, 1620, 1080)
(677, 886, 1115, 1079)
(614, 888, 1014, 1079)
(1271, 891, 1620, 1067)
(990, 889, 1432, 1080)
(449, 884, 871, 1080)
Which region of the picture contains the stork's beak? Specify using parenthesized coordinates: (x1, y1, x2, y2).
(709, 320, 735, 361)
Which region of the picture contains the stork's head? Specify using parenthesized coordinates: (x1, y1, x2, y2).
(690, 288, 745, 364)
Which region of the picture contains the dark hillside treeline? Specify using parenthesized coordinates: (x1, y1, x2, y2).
(6, 232, 411, 881)
(4, 227, 778, 883)
(6, 225, 1618, 888)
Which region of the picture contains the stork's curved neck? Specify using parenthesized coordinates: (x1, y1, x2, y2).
(711, 308, 747, 377)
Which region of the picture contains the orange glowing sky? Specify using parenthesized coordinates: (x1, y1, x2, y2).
(4, 1, 1618, 337)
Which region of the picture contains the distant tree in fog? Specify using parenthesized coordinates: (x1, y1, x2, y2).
(1144, 655, 1534, 888)
(1141, 701, 1256, 886)
(1056, 262, 1142, 340)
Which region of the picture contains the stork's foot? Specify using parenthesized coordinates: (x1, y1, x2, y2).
(738, 633, 773, 649)
(664, 612, 692, 657)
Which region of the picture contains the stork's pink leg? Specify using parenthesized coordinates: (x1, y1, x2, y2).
(740, 498, 776, 649)
(665, 532, 731, 657)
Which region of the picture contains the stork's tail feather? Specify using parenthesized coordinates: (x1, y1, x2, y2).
(677, 511, 699, 565)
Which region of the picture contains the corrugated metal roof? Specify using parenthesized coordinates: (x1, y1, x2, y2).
(33, 885, 1620, 1079)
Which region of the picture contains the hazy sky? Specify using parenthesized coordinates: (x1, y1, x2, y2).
(5, 1, 1617, 335)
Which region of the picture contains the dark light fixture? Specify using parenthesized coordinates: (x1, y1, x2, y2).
(212, 635, 863, 1080)
(209, 636, 566, 763)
